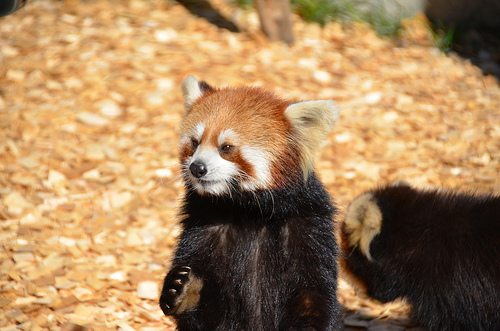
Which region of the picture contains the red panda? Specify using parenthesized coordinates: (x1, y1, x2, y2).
(159, 76, 340, 330)
(341, 181, 500, 331)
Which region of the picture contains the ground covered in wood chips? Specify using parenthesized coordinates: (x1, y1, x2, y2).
(0, 0, 499, 330)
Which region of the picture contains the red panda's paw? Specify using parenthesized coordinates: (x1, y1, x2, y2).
(160, 266, 203, 316)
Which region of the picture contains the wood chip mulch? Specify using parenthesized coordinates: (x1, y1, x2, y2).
(0, 1, 499, 330)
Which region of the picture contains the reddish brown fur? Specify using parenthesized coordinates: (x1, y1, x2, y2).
(179, 143, 194, 166)
(230, 150, 255, 179)
(180, 85, 302, 188)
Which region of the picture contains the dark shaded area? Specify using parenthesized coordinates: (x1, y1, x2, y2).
(425, 0, 500, 80)
(175, 0, 240, 32)
(452, 27, 500, 79)
(339, 305, 425, 331)
(0, 0, 29, 17)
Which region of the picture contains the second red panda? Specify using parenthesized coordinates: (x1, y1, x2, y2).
(159, 76, 340, 330)
(341, 182, 500, 331)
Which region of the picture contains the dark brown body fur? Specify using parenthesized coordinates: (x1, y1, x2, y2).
(161, 175, 339, 330)
(342, 182, 500, 331)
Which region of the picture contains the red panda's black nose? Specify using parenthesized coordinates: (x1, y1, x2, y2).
(190, 162, 207, 178)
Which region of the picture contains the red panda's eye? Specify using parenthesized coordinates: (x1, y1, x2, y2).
(191, 139, 199, 148)
(220, 144, 233, 153)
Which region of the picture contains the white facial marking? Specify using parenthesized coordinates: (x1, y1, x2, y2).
(182, 126, 273, 195)
(194, 123, 205, 141)
(239, 146, 272, 190)
(180, 122, 205, 147)
(187, 145, 239, 196)
(218, 129, 237, 146)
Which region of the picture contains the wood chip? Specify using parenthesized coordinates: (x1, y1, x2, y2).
(33, 274, 56, 287)
(0, 296, 13, 308)
(49, 295, 78, 310)
(137, 281, 159, 300)
(96, 99, 123, 118)
(76, 112, 110, 127)
(117, 322, 136, 331)
(86, 276, 108, 291)
(61, 323, 88, 331)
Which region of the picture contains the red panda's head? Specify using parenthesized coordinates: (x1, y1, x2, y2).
(179, 76, 339, 196)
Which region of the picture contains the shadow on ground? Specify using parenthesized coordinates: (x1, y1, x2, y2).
(425, 0, 500, 80)
(429, 24, 500, 80)
(340, 305, 426, 331)
(176, 0, 240, 32)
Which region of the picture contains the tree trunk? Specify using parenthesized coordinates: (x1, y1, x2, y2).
(255, 0, 294, 45)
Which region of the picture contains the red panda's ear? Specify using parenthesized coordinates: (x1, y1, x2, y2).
(285, 100, 339, 140)
(181, 76, 214, 112)
(285, 100, 340, 177)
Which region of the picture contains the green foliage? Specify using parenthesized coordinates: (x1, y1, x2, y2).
(291, 0, 359, 26)
(231, 0, 254, 10)
(428, 22, 456, 53)
(359, 4, 404, 38)
(230, 0, 406, 39)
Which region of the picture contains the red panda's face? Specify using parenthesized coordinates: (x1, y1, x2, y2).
(178, 76, 340, 197)
(179, 86, 293, 196)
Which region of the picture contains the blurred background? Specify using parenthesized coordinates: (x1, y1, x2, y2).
(0, 0, 499, 330)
